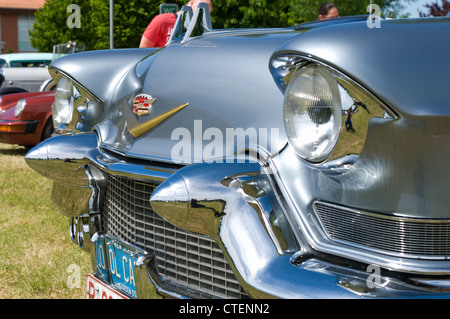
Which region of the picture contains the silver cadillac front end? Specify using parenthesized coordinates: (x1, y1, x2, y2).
(25, 128, 450, 298)
(26, 6, 450, 299)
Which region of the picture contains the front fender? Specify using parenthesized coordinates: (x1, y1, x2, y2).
(49, 48, 158, 104)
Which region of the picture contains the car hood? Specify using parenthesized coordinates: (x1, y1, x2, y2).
(122, 29, 299, 163)
(50, 17, 450, 163)
(49, 48, 158, 103)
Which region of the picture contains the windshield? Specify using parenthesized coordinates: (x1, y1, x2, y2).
(10, 60, 50, 67)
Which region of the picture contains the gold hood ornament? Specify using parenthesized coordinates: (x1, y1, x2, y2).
(125, 93, 189, 139)
(133, 94, 157, 116)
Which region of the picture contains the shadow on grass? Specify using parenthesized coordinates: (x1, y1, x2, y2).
(0, 145, 30, 156)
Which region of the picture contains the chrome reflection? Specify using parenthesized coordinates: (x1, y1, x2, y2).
(150, 161, 299, 255)
(70, 212, 100, 253)
(330, 71, 393, 162)
(270, 54, 306, 92)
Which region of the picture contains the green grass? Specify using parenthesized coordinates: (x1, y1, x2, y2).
(0, 143, 91, 299)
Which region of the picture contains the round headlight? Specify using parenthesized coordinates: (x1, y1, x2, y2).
(53, 77, 74, 126)
(283, 64, 342, 163)
(14, 99, 26, 118)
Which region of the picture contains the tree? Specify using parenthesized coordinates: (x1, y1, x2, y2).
(89, 0, 179, 49)
(419, 0, 450, 16)
(30, 0, 178, 52)
(30, 0, 101, 52)
(210, 0, 418, 28)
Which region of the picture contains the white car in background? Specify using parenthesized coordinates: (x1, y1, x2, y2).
(0, 52, 52, 68)
(0, 43, 80, 95)
(0, 52, 54, 94)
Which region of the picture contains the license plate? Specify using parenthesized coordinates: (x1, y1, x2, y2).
(94, 236, 139, 298)
(86, 274, 128, 299)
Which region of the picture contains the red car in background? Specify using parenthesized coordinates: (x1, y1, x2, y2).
(0, 91, 54, 147)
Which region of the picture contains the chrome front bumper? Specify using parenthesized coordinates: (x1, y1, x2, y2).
(25, 133, 450, 298)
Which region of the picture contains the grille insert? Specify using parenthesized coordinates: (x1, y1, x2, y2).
(314, 201, 450, 259)
(102, 175, 248, 298)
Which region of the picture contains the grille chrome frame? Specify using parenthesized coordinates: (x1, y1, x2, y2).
(102, 174, 248, 299)
(314, 201, 450, 259)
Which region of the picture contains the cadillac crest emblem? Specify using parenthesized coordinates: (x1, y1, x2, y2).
(133, 94, 157, 116)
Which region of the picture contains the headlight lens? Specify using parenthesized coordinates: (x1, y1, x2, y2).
(53, 77, 74, 126)
(14, 99, 26, 118)
(50, 72, 101, 133)
(284, 64, 342, 163)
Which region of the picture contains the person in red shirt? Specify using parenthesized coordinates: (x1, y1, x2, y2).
(139, 12, 178, 47)
(139, 0, 212, 48)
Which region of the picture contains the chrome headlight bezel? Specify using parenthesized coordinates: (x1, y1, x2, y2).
(49, 68, 103, 133)
(284, 64, 343, 163)
(271, 54, 397, 166)
(53, 76, 75, 126)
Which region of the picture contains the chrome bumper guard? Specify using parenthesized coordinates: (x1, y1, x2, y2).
(25, 133, 450, 298)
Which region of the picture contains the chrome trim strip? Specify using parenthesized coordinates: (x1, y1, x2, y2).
(48, 67, 101, 102)
(25, 132, 177, 183)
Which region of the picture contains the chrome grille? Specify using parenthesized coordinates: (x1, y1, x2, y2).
(102, 174, 248, 299)
(314, 201, 450, 259)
